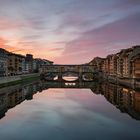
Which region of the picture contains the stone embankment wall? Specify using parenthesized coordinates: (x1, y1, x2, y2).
(102, 74, 140, 90)
(0, 73, 40, 87)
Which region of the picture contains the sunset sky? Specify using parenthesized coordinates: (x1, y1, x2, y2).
(0, 0, 140, 64)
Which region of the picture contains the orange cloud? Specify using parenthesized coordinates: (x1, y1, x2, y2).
(0, 37, 15, 51)
(0, 37, 7, 46)
(0, 37, 61, 61)
(0, 37, 26, 54)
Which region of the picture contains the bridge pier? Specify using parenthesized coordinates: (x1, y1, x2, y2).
(58, 73, 63, 81)
(78, 73, 83, 82)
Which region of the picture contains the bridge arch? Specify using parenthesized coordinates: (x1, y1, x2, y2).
(41, 64, 97, 81)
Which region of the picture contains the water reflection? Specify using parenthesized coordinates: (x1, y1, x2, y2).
(0, 81, 140, 120)
(63, 76, 78, 81)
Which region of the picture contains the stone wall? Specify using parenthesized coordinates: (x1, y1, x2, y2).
(0, 73, 40, 86)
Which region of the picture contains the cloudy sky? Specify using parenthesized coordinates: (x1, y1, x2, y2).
(0, 0, 140, 64)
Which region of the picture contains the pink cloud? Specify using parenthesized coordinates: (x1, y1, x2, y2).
(54, 13, 140, 64)
(0, 17, 27, 30)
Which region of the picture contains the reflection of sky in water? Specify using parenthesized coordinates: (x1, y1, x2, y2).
(0, 89, 140, 140)
(62, 76, 78, 81)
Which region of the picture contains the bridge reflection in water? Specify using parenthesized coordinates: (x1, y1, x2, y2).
(0, 80, 140, 120)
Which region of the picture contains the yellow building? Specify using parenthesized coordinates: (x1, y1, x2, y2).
(116, 46, 140, 79)
(8, 53, 25, 76)
(105, 54, 118, 76)
(128, 46, 140, 79)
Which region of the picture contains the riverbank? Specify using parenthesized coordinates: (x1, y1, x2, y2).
(101, 74, 140, 90)
(0, 73, 40, 88)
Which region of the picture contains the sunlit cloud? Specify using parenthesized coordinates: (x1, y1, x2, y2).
(0, 0, 140, 63)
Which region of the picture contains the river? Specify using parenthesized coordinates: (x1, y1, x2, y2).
(0, 78, 140, 140)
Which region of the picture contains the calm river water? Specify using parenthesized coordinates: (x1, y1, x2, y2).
(0, 78, 140, 140)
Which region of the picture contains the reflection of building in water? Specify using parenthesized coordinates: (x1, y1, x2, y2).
(0, 93, 7, 119)
(133, 92, 140, 113)
(102, 83, 118, 105)
(100, 83, 140, 119)
(117, 88, 133, 110)
(8, 88, 24, 108)
(23, 85, 34, 100)
(90, 84, 103, 95)
(0, 82, 40, 119)
(40, 81, 140, 120)
(37, 81, 140, 120)
(0, 81, 140, 120)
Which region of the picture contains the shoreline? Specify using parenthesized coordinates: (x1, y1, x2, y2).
(0, 73, 40, 88)
(100, 74, 140, 90)
(0, 73, 140, 90)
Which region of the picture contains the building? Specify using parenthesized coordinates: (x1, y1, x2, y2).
(89, 57, 104, 72)
(34, 58, 53, 73)
(116, 46, 140, 79)
(103, 54, 119, 76)
(25, 54, 33, 73)
(33, 59, 38, 73)
(105, 55, 111, 75)
(100, 59, 106, 73)
(118, 48, 133, 78)
(21, 56, 28, 74)
(128, 46, 140, 79)
(94, 46, 140, 80)
(8, 53, 25, 75)
(0, 48, 9, 77)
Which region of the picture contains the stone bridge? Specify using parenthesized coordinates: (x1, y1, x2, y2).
(40, 64, 97, 81)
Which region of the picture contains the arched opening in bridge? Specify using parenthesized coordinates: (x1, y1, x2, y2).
(82, 73, 94, 81)
(62, 72, 79, 81)
(54, 75, 58, 80)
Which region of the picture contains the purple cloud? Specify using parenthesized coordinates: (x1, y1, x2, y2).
(54, 12, 140, 64)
